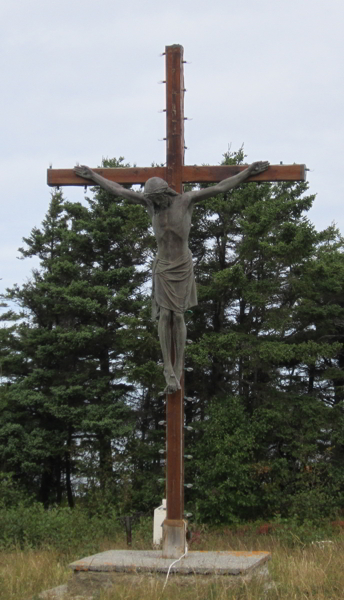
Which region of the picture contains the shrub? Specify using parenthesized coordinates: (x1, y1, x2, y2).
(0, 502, 122, 552)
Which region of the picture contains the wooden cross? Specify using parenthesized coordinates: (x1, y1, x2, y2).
(47, 44, 306, 557)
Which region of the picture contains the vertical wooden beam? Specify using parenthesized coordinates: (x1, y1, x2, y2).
(163, 45, 186, 556)
(165, 44, 185, 193)
(165, 349, 184, 522)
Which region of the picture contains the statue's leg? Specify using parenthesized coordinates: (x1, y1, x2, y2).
(172, 311, 186, 384)
(158, 307, 180, 393)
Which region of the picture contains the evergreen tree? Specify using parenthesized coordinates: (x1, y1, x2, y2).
(0, 159, 160, 506)
(2, 151, 344, 522)
(185, 150, 344, 522)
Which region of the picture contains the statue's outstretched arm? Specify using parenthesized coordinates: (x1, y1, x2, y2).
(74, 166, 147, 206)
(189, 161, 270, 204)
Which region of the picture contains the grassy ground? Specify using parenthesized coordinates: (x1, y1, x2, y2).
(1, 524, 344, 600)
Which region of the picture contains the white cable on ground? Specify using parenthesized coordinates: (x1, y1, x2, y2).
(162, 544, 188, 592)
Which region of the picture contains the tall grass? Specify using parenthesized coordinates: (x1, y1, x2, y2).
(1, 519, 344, 599)
(94, 540, 344, 600)
(0, 548, 69, 600)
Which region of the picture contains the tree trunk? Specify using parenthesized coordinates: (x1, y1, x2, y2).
(39, 465, 53, 508)
(65, 450, 74, 508)
(98, 436, 113, 490)
(55, 456, 62, 504)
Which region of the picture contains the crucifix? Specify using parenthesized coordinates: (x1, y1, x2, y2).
(47, 44, 306, 558)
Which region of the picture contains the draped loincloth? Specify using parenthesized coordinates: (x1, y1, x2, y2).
(152, 250, 198, 319)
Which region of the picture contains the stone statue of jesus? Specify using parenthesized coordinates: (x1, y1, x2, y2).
(74, 161, 269, 393)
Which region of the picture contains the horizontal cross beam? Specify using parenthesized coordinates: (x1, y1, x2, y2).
(47, 164, 306, 187)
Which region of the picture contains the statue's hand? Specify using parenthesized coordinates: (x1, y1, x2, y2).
(74, 165, 94, 180)
(249, 161, 270, 175)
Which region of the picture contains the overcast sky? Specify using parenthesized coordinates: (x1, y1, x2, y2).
(1, 0, 344, 294)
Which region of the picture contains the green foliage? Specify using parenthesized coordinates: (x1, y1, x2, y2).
(184, 148, 344, 522)
(0, 159, 161, 507)
(2, 150, 344, 525)
(192, 397, 260, 523)
(270, 514, 336, 546)
(0, 502, 122, 552)
(0, 473, 33, 509)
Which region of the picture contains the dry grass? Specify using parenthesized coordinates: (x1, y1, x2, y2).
(97, 538, 344, 600)
(1, 529, 344, 600)
(0, 548, 70, 600)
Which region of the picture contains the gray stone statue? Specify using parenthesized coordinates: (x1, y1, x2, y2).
(74, 161, 269, 393)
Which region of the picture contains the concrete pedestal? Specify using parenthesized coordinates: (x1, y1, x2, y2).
(162, 519, 186, 558)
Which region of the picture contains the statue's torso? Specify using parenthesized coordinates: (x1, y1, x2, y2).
(152, 196, 192, 262)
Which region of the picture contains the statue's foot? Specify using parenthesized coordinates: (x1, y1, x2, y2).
(164, 374, 181, 395)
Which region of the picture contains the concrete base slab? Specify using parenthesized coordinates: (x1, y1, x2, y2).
(68, 549, 270, 596)
(69, 549, 270, 576)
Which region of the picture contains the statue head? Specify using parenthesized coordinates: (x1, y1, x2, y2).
(143, 177, 178, 213)
(143, 177, 178, 198)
